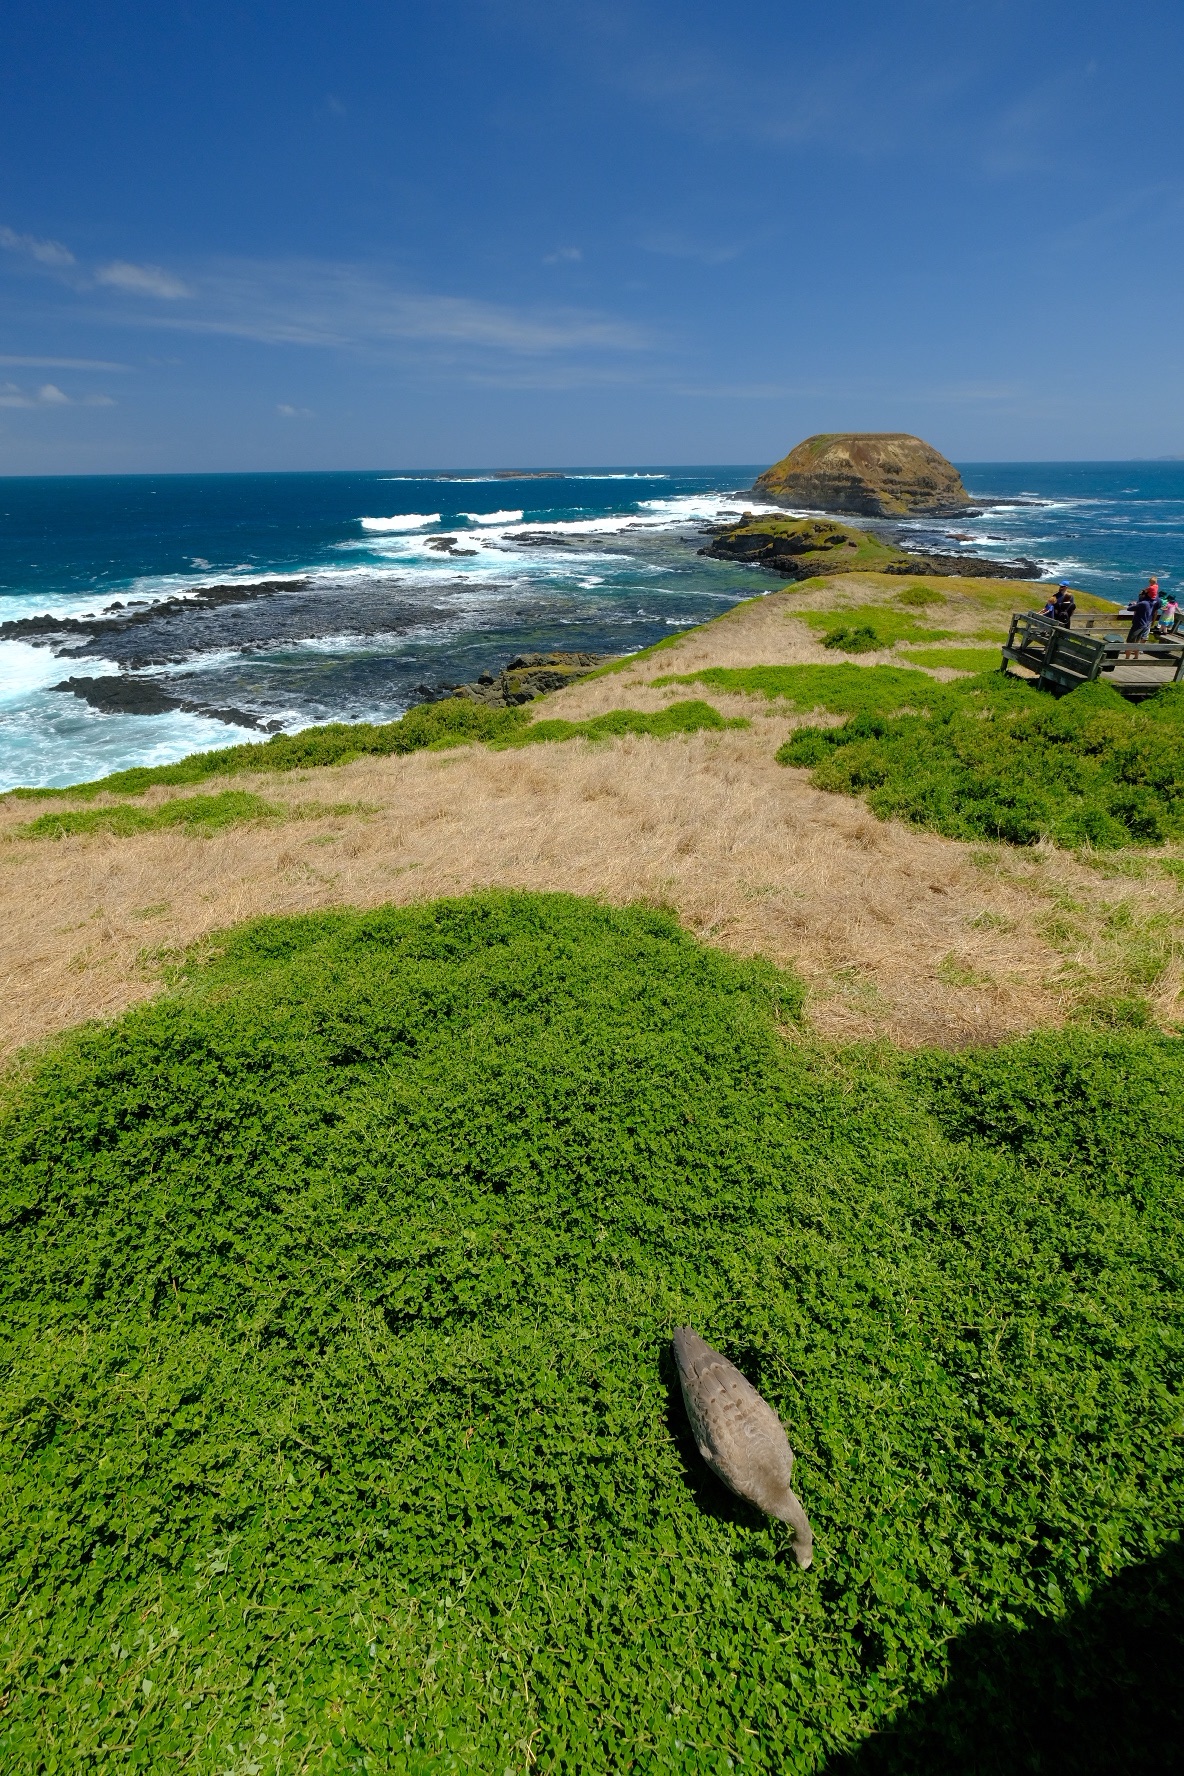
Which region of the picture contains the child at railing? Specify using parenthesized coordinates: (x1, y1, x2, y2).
(1154, 591, 1181, 638)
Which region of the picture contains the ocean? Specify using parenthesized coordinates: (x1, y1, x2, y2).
(1, 460, 1182, 790)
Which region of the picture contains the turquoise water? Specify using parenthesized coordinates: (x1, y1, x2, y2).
(0, 461, 1181, 788)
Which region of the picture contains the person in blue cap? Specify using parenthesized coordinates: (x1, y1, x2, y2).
(1049, 582, 1075, 628)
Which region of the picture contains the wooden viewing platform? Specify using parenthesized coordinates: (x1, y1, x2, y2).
(1001, 610, 1184, 701)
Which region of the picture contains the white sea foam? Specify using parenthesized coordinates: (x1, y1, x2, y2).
(637, 493, 782, 523)
(359, 513, 441, 532)
(0, 696, 259, 793)
(0, 641, 121, 706)
(459, 510, 524, 525)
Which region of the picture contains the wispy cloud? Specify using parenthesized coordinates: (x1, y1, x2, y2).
(487, 0, 972, 157)
(96, 260, 192, 299)
(1, 223, 652, 381)
(0, 225, 75, 268)
(98, 259, 651, 359)
(543, 246, 583, 264)
(639, 229, 745, 266)
(980, 63, 1098, 178)
(0, 354, 130, 370)
(277, 403, 314, 418)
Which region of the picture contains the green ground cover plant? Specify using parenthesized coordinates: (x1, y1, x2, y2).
(894, 587, 948, 608)
(777, 674, 1184, 848)
(14, 795, 379, 843)
(653, 662, 954, 715)
(1, 891, 1182, 1773)
(898, 647, 1003, 672)
(3, 700, 736, 803)
(14, 789, 284, 840)
(501, 699, 746, 748)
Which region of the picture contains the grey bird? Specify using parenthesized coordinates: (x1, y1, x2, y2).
(673, 1326, 813, 1568)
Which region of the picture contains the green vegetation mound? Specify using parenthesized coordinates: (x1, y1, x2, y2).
(507, 698, 746, 748)
(654, 662, 951, 715)
(15, 789, 283, 839)
(778, 675, 1184, 847)
(5, 700, 738, 803)
(2, 892, 1182, 1772)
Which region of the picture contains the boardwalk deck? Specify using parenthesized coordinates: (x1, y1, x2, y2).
(1001, 611, 1184, 701)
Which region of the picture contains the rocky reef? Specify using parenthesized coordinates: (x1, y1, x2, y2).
(446, 652, 608, 708)
(754, 433, 971, 517)
(700, 515, 1038, 580)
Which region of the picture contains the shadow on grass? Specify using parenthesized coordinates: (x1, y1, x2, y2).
(828, 1536, 1184, 1776)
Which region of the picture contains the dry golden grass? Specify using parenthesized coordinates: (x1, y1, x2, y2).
(3, 573, 1179, 1059)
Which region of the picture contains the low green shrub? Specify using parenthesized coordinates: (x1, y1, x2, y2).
(777, 675, 1184, 848)
(501, 699, 747, 748)
(15, 789, 282, 839)
(1, 892, 1182, 1771)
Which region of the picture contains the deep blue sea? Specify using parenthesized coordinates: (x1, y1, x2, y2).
(1, 460, 1181, 789)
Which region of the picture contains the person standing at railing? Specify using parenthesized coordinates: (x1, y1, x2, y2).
(1128, 579, 1157, 642)
(1051, 583, 1076, 627)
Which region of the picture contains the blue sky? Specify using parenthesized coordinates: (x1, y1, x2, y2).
(1, 0, 1182, 472)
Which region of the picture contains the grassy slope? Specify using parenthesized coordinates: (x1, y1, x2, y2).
(657, 663, 1184, 850)
(2, 893, 1182, 1773)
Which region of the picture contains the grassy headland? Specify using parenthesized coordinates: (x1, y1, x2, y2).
(0, 570, 1179, 1053)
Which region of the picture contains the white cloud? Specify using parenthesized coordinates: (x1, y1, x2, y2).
(0, 225, 75, 267)
(0, 381, 115, 409)
(544, 246, 583, 264)
(96, 260, 191, 299)
(277, 403, 314, 418)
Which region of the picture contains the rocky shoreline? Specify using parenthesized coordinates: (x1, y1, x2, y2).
(50, 675, 278, 729)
